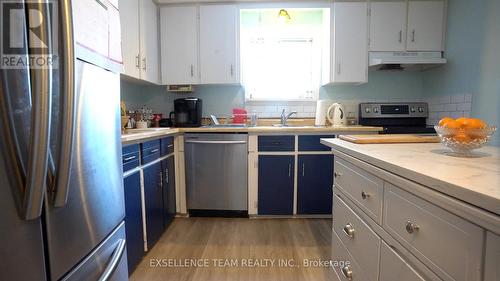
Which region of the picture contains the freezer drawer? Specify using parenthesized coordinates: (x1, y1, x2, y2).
(61, 222, 128, 281)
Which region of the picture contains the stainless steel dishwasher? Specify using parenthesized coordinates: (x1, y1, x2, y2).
(185, 133, 248, 216)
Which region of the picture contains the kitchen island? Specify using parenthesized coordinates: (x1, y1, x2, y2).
(321, 138, 500, 281)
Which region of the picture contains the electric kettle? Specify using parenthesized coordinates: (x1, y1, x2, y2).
(327, 103, 346, 127)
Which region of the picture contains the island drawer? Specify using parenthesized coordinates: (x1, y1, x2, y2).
(258, 136, 295, 151)
(334, 158, 384, 224)
(383, 183, 483, 281)
(333, 193, 380, 280)
(298, 135, 334, 151)
(332, 227, 377, 281)
(379, 241, 440, 281)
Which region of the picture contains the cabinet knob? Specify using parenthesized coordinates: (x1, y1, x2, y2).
(341, 265, 353, 280)
(405, 220, 420, 234)
(361, 191, 370, 200)
(334, 172, 343, 178)
(342, 223, 355, 238)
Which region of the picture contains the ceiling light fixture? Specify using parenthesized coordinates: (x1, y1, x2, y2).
(277, 9, 291, 23)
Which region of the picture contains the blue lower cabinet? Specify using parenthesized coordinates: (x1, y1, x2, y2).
(297, 154, 334, 214)
(123, 171, 144, 275)
(161, 156, 176, 229)
(143, 162, 164, 249)
(258, 155, 294, 215)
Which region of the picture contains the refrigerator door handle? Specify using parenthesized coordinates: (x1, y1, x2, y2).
(54, 0, 76, 207)
(23, 0, 53, 220)
(97, 239, 126, 281)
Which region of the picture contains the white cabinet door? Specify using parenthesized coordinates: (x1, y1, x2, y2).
(369, 1, 407, 51)
(160, 6, 199, 85)
(199, 5, 239, 84)
(119, 0, 140, 79)
(485, 232, 500, 281)
(407, 0, 445, 51)
(332, 2, 368, 84)
(139, 0, 159, 84)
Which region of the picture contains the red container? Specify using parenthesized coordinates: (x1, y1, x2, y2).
(232, 108, 247, 124)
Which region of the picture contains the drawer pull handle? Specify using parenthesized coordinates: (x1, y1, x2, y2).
(361, 191, 370, 199)
(123, 156, 136, 162)
(406, 221, 420, 234)
(341, 265, 353, 280)
(334, 172, 343, 178)
(343, 223, 355, 238)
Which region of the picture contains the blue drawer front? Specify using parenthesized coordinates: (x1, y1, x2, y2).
(298, 135, 335, 151)
(258, 136, 295, 151)
(122, 144, 139, 155)
(160, 137, 174, 156)
(122, 144, 140, 172)
(122, 151, 140, 172)
(141, 140, 160, 164)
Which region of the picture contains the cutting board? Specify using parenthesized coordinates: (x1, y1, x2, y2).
(339, 134, 440, 144)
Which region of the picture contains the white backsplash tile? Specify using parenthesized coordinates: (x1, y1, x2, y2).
(450, 94, 465, 103)
(425, 94, 472, 126)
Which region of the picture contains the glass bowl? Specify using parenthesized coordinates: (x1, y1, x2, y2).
(434, 125, 497, 156)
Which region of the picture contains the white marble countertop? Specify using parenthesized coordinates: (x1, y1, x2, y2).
(321, 138, 500, 215)
(121, 125, 382, 144)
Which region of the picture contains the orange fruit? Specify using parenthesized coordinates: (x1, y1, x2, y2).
(442, 120, 461, 129)
(452, 132, 472, 143)
(455, 117, 469, 128)
(465, 118, 487, 129)
(438, 117, 454, 127)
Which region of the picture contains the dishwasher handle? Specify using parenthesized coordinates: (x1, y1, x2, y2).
(185, 140, 247, 144)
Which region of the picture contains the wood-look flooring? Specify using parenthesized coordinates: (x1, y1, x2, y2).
(130, 218, 333, 281)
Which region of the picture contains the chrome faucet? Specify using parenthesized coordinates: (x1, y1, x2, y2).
(280, 109, 297, 126)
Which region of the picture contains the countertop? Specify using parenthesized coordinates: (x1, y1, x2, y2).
(321, 138, 500, 215)
(121, 125, 382, 145)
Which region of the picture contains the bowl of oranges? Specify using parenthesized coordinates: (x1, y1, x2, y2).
(434, 117, 496, 156)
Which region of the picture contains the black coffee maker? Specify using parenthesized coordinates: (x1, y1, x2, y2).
(169, 98, 203, 127)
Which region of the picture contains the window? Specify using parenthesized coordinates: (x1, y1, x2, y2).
(240, 8, 330, 101)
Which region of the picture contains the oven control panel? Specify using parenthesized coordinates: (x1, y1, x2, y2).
(359, 103, 429, 118)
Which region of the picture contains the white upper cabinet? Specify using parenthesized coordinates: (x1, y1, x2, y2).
(332, 2, 368, 84)
(160, 6, 199, 85)
(119, 0, 140, 79)
(199, 5, 239, 84)
(369, 1, 407, 51)
(139, 0, 160, 84)
(119, 0, 159, 83)
(407, 0, 446, 51)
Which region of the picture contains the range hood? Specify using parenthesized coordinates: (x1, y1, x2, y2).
(369, 51, 447, 71)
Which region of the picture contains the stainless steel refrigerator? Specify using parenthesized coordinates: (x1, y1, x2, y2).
(0, 1, 127, 280)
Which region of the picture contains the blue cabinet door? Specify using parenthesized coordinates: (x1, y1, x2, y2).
(258, 155, 294, 215)
(297, 154, 333, 214)
(161, 156, 176, 229)
(143, 161, 164, 249)
(123, 171, 143, 274)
